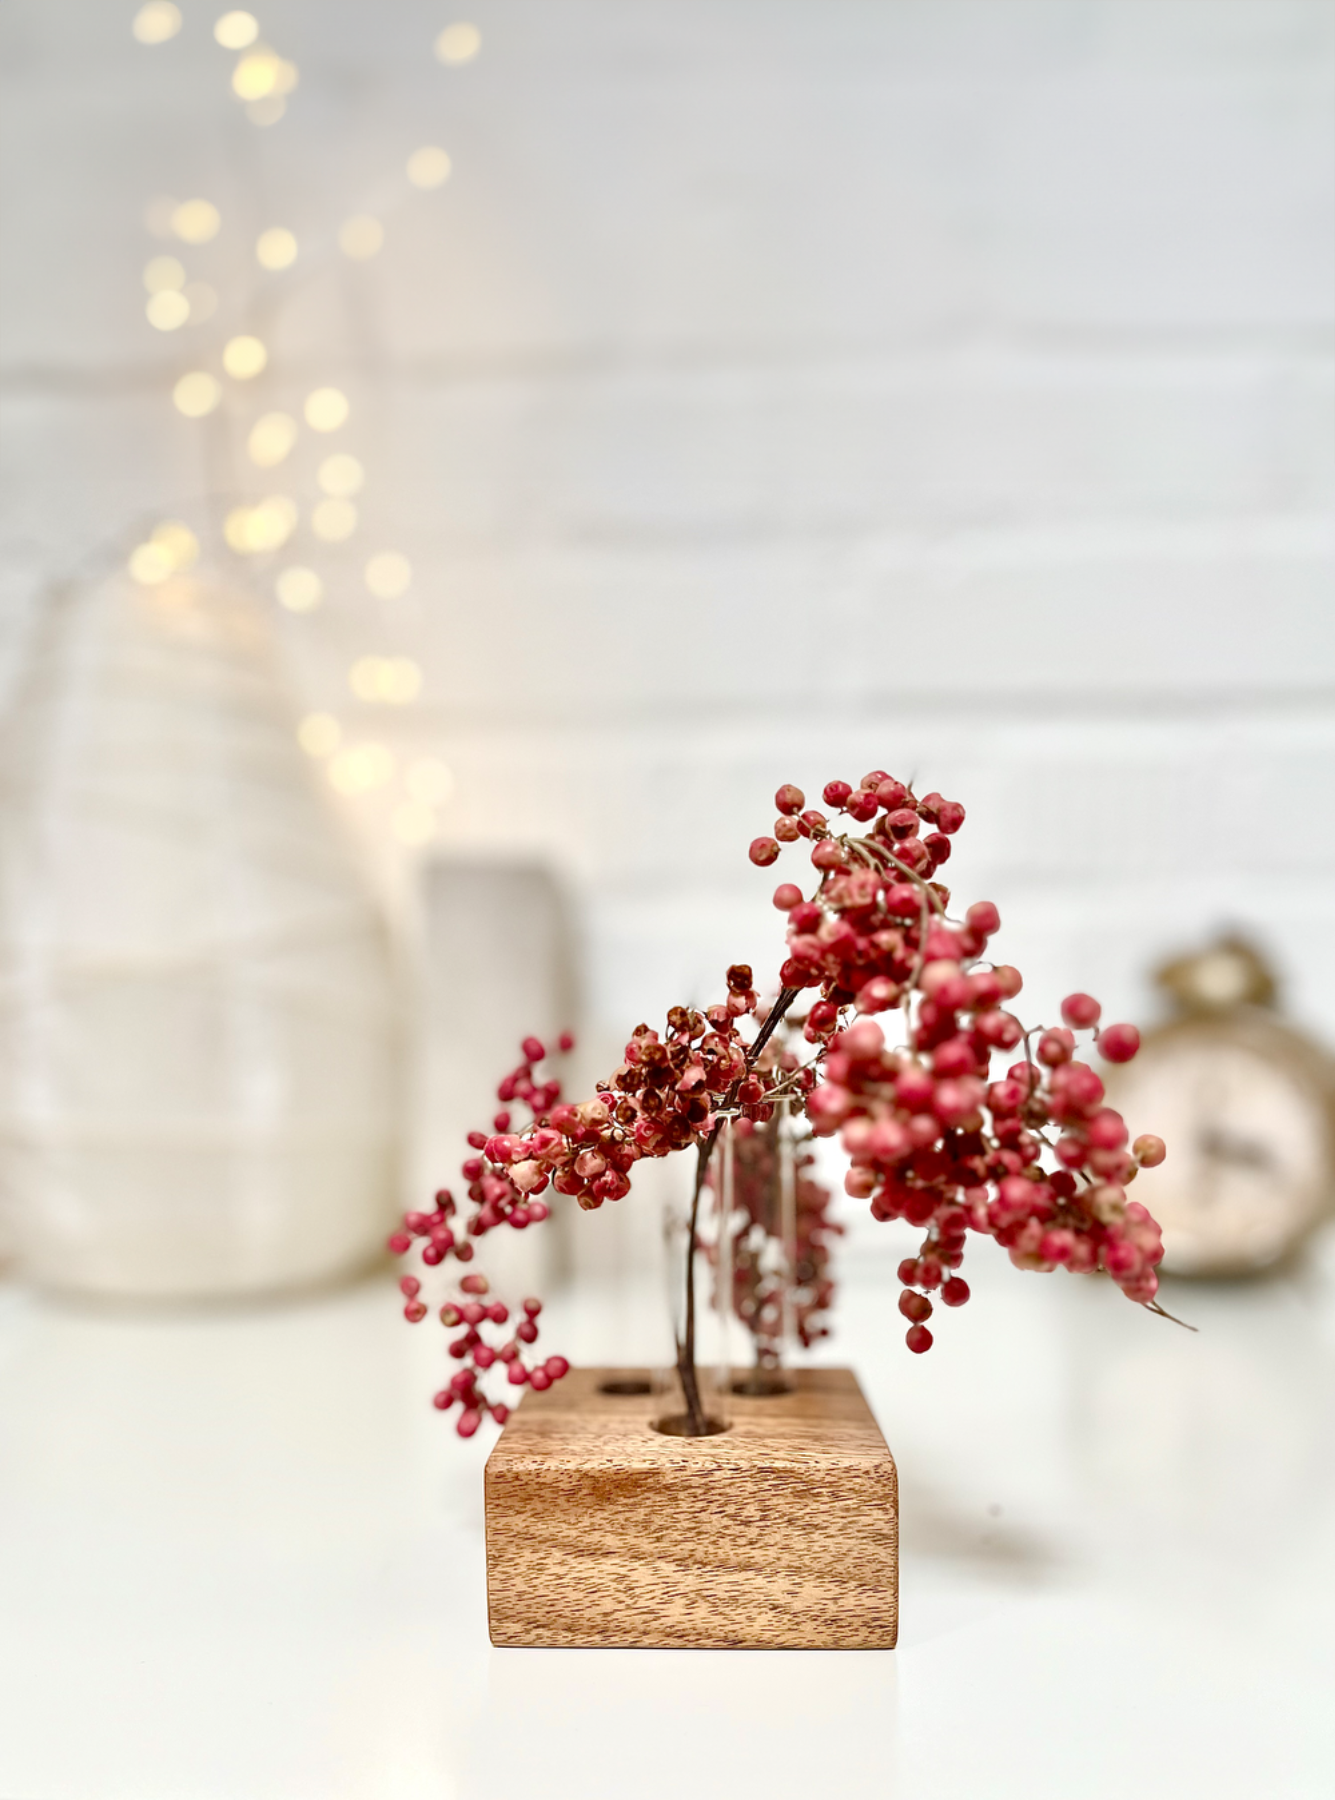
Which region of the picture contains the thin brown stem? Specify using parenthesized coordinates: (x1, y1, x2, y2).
(1146, 1298, 1197, 1331)
(675, 986, 802, 1434)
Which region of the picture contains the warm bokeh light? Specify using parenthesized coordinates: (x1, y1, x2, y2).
(128, 542, 173, 585)
(223, 508, 253, 553)
(276, 566, 324, 612)
(172, 371, 222, 416)
(146, 290, 189, 331)
(298, 712, 341, 757)
(224, 496, 297, 554)
(392, 801, 437, 846)
(214, 10, 258, 49)
(151, 519, 200, 570)
(304, 387, 349, 432)
(143, 254, 185, 293)
(127, 520, 198, 586)
(406, 757, 456, 804)
(132, 3, 181, 45)
(232, 49, 299, 100)
(223, 335, 267, 379)
(434, 22, 481, 64)
(247, 412, 298, 467)
(311, 498, 358, 542)
(184, 282, 218, 322)
(406, 145, 452, 189)
(171, 199, 221, 244)
(349, 656, 422, 704)
(338, 215, 384, 261)
(317, 453, 364, 498)
(232, 50, 276, 99)
(328, 743, 394, 794)
(364, 551, 412, 599)
(255, 227, 298, 270)
(252, 496, 299, 551)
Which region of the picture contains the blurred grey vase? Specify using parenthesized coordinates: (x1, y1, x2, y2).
(0, 568, 402, 1297)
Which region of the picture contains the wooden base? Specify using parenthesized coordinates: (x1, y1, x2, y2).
(484, 1366, 898, 1649)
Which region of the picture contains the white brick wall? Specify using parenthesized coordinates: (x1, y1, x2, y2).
(2, 0, 1333, 1080)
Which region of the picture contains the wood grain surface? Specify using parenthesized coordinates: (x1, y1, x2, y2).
(484, 1366, 898, 1649)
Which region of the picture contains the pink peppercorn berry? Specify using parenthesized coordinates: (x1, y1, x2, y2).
(1061, 992, 1102, 1029)
(1099, 1023, 1141, 1063)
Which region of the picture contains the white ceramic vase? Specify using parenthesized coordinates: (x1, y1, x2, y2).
(0, 568, 402, 1297)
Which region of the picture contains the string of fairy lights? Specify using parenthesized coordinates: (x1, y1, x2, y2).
(126, 4, 481, 849)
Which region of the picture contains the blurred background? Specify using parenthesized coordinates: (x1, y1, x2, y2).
(4, 0, 1333, 1276)
(0, 3, 1333, 1796)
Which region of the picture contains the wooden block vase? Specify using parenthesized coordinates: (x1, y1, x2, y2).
(484, 1365, 898, 1649)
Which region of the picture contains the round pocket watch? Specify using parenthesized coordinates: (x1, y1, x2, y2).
(1103, 937, 1335, 1277)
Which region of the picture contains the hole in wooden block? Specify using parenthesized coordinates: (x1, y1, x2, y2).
(597, 1378, 653, 1396)
(651, 1413, 731, 1437)
(731, 1372, 795, 1397)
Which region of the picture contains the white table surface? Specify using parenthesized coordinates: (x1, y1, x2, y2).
(2, 1233, 1334, 1800)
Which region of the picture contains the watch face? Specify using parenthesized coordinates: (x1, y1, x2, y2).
(1107, 1024, 1332, 1276)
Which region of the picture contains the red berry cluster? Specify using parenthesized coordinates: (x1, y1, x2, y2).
(456, 972, 767, 1221)
(764, 773, 1164, 1351)
(753, 772, 961, 897)
(390, 1038, 581, 1431)
(564, 968, 771, 1199)
(398, 765, 1168, 1428)
(389, 975, 795, 1431)
(410, 1269, 570, 1436)
(758, 775, 968, 1017)
(813, 1012, 1164, 1352)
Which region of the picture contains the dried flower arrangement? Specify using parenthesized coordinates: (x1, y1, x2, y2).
(393, 771, 1168, 1437)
